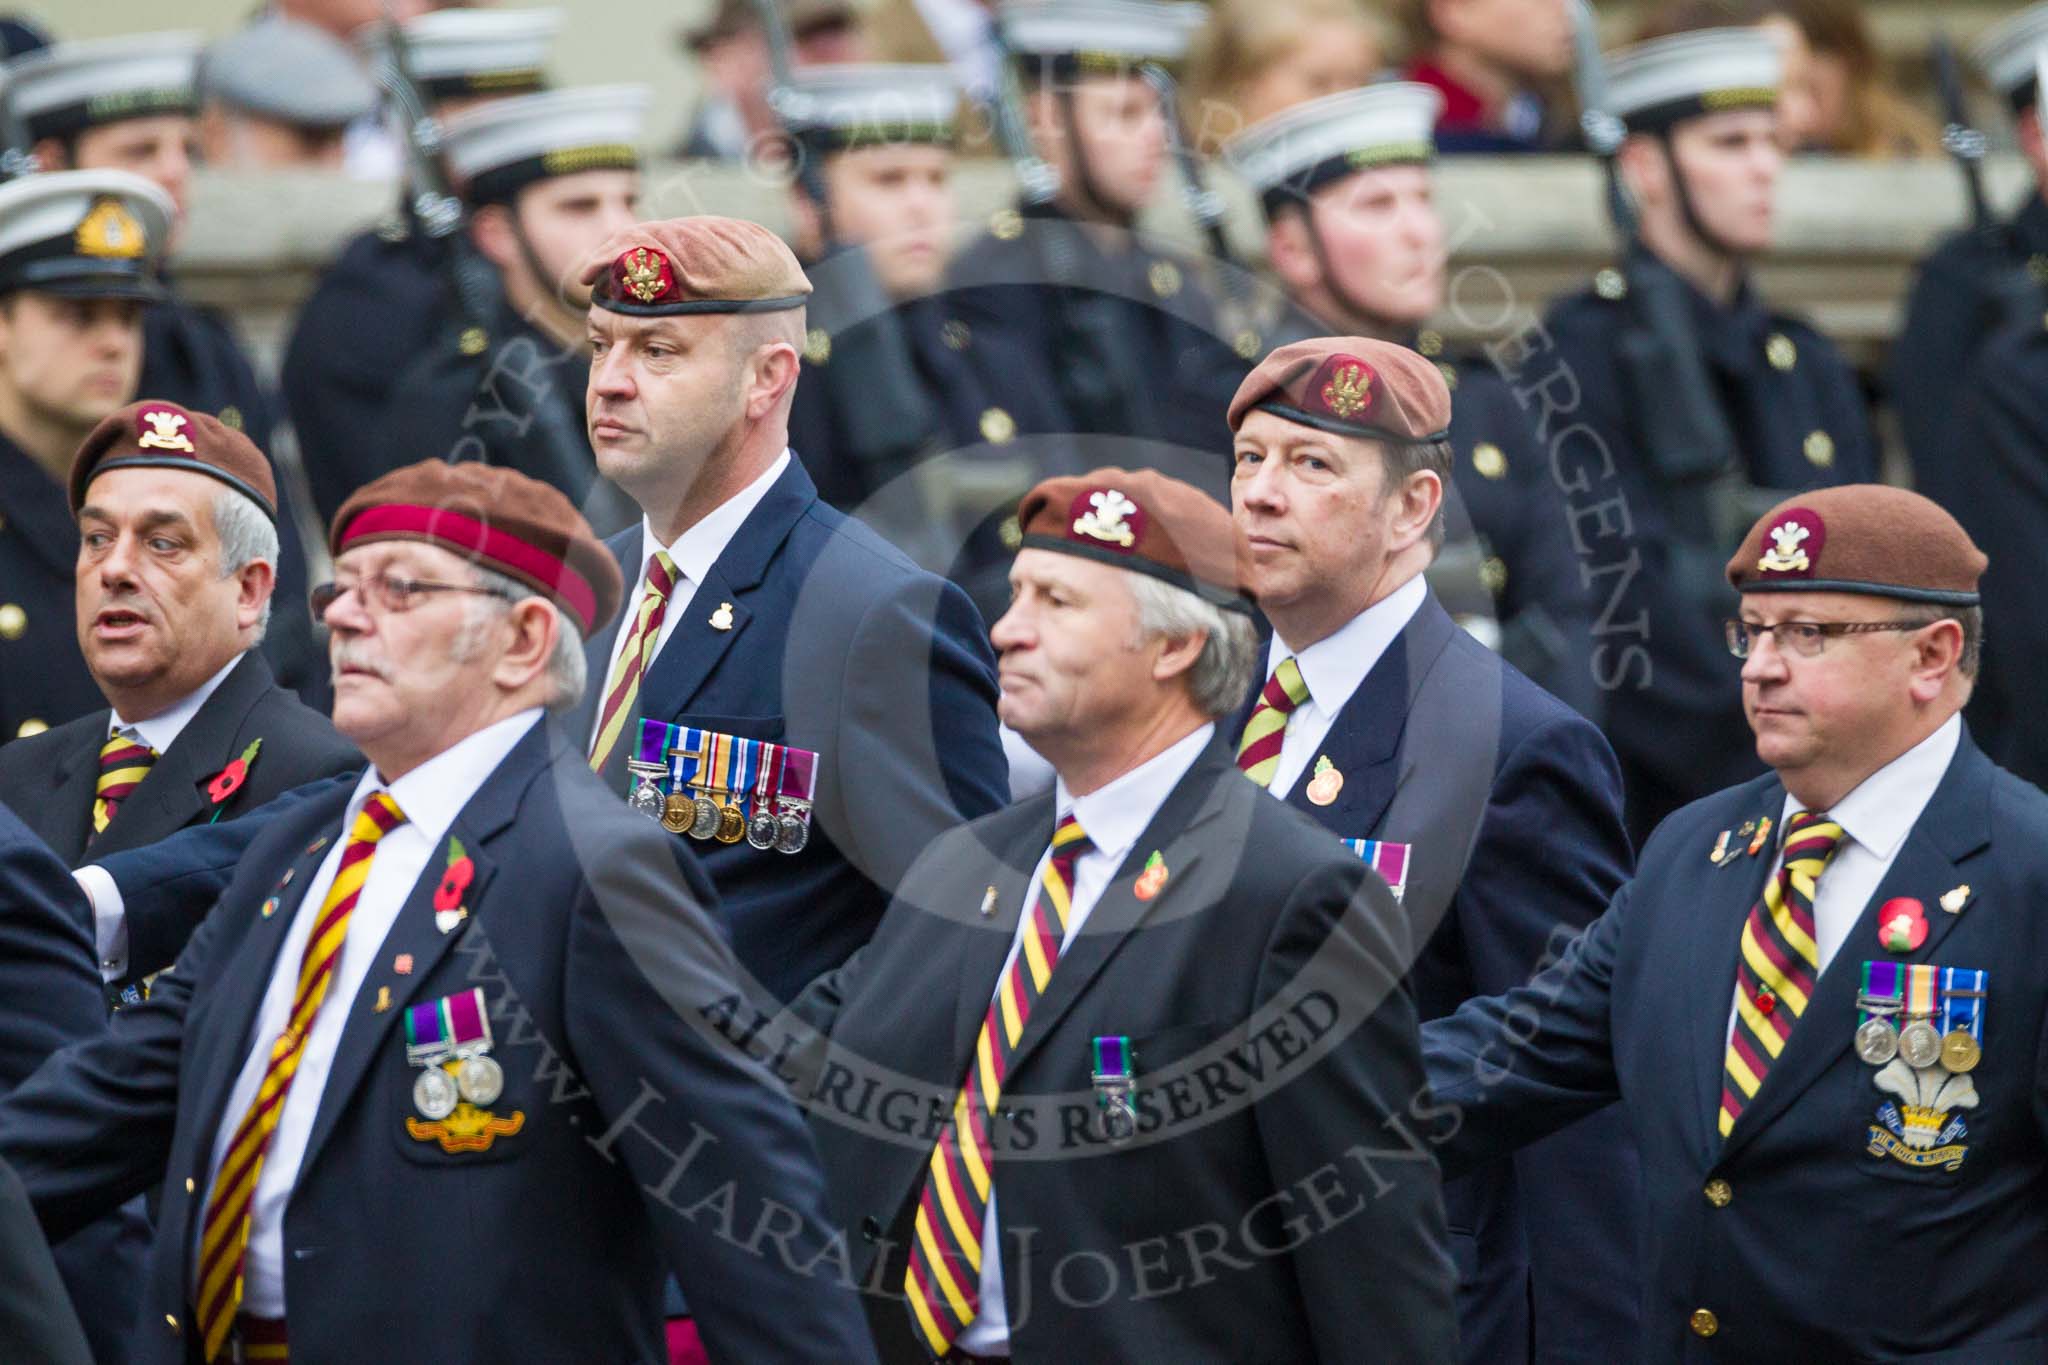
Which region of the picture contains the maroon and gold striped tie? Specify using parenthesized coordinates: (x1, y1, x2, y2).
(905, 814, 1092, 1355)
(194, 793, 407, 1360)
(92, 733, 157, 841)
(1719, 810, 1845, 1138)
(1235, 658, 1309, 788)
(589, 552, 678, 775)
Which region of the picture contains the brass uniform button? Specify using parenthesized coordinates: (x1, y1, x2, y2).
(1594, 268, 1627, 300)
(1803, 430, 1835, 468)
(0, 602, 24, 640)
(1703, 1178, 1732, 1207)
(941, 319, 971, 351)
(1480, 556, 1508, 593)
(1147, 260, 1182, 299)
(166, 1314, 180, 1332)
(15, 718, 46, 739)
(1690, 1308, 1719, 1338)
(980, 407, 1016, 445)
(999, 515, 1023, 550)
(2029, 253, 2048, 284)
(1765, 333, 1797, 371)
(804, 328, 833, 365)
(0, 510, 7, 533)
(1418, 329, 1444, 357)
(990, 208, 1024, 241)
(1472, 442, 1508, 480)
(1437, 361, 1460, 391)
(185, 1177, 196, 1193)
(459, 326, 489, 357)
(1233, 329, 1262, 360)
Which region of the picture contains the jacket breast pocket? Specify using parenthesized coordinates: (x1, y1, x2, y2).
(393, 1057, 535, 1168)
(669, 713, 785, 744)
(1849, 1057, 1979, 1190)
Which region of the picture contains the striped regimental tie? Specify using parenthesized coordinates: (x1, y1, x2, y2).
(1718, 810, 1846, 1138)
(193, 793, 407, 1360)
(91, 732, 157, 843)
(904, 814, 1093, 1356)
(588, 551, 678, 775)
(1235, 656, 1309, 788)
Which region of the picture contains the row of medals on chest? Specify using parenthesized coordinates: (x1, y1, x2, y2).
(1853, 989, 1981, 1074)
(628, 758, 810, 854)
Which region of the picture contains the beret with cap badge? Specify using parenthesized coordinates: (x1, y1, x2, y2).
(1727, 484, 1986, 607)
(71, 400, 277, 522)
(1228, 336, 1452, 444)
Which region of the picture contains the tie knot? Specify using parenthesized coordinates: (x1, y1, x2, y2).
(645, 551, 678, 599)
(1263, 657, 1310, 715)
(352, 791, 408, 844)
(1784, 810, 1844, 859)
(1051, 813, 1092, 860)
(98, 734, 153, 768)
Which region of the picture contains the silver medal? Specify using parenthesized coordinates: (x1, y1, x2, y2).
(775, 811, 810, 854)
(746, 810, 779, 849)
(413, 1066, 458, 1120)
(628, 781, 665, 821)
(1899, 1019, 1942, 1069)
(1854, 1017, 1898, 1066)
(456, 1054, 504, 1107)
(689, 794, 722, 841)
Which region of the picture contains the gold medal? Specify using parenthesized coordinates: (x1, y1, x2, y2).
(1940, 1029, 1981, 1074)
(716, 801, 747, 843)
(661, 792, 693, 834)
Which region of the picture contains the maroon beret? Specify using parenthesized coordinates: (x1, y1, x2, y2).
(1727, 485, 1986, 607)
(580, 215, 811, 317)
(70, 400, 277, 521)
(330, 461, 623, 637)
(1015, 466, 1250, 612)
(1227, 336, 1452, 444)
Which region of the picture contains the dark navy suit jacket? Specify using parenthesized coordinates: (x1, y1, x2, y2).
(0, 720, 878, 1364)
(575, 456, 1010, 1002)
(1232, 591, 1639, 1363)
(1424, 728, 2048, 1362)
(0, 800, 146, 1364)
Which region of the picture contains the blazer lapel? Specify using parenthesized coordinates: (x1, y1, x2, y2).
(1721, 738, 1994, 1159)
(947, 801, 1055, 1065)
(100, 653, 274, 858)
(636, 563, 751, 720)
(1688, 781, 1788, 1159)
(293, 726, 541, 1177)
(45, 722, 107, 868)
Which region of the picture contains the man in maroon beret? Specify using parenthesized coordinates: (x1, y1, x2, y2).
(1227, 335, 1638, 1360)
(1423, 486, 2048, 1360)
(786, 465, 1457, 1363)
(0, 458, 880, 1365)
(0, 399, 355, 872)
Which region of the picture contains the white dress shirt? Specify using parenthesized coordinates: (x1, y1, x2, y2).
(82, 653, 250, 979)
(196, 708, 541, 1316)
(586, 449, 790, 752)
(1725, 713, 1962, 1043)
(958, 722, 1214, 1355)
(1262, 573, 1427, 799)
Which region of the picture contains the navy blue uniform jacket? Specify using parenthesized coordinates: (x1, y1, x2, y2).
(1424, 729, 2048, 1361)
(1233, 591, 1638, 1363)
(573, 456, 1010, 1002)
(0, 720, 878, 1364)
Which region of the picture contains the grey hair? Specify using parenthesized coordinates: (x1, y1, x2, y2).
(454, 564, 590, 711)
(212, 488, 277, 643)
(1894, 603, 1984, 681)
(1126, 573, 1261, 719)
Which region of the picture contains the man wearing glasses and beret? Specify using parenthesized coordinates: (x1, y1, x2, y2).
(1423, 485, 2048, 1360)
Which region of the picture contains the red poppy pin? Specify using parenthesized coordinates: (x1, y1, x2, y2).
(434, 836, 474, 913)
(1877, 897, 1928, 953)
(205, 739, 263, 820)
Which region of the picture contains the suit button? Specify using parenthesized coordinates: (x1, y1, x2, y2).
(0, 603, 24, 640)
(165, 1314, 179, 1333)
(860, 1215, 881, 1243)
(1690, 1308, 1719, 1338)
(184, 1177, 195, 1194)
(15, 718, 46, 739)
(1703, 1178, 1731, 1207)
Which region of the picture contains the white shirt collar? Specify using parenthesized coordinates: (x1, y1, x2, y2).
(352, 709, 543, 847)
(636, 449, 791, 587)
(1268, 572, 1427, 712)
(112, 652, 247, 755)
(1055, 723, 1215, 865)
(1780, 713, 1963, 863)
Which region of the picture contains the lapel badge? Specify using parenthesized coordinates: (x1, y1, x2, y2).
(979, 885, 998, 918)
(709, 601, 735, 631)
(260, 896, 279, 919)
(304, 836, 329, 857)
(1134, 851, 1168, 901)
(1940, 884, 1971, 915)
(1877, 898, 1928, 953)
(393, 953, 414, 975)
(280, 867, 295, 888)
(1091, 1035, 1138, 1144)
(435, 908, 468, 935)
(1747, 816, 1773, 857)
(1710, 830, 1731, 865)
(1737, 819, 1757, 838)
(374, 986, 392, 1014)
(1305, 755, 1343, 807)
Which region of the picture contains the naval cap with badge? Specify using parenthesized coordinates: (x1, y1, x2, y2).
(353, 7, 561, 103)
(998, 0, 1208, 82)
(3, 32, 201, 143)
(1223, 82, 1444, 221)
(0, 168, 172, 302)
(330, 461, 623, 638)
(1727, 484, 1986, 607)
(1228, 336, 1453, 446)
(1015, 467, 1253, 613)
(70, 399, 279, 523)
(1971, 2, 2048, 115)
(440, 84, 649, 208)
(1604, 26, 1783, 134)
(199, 17, 380, 131)
(581, 215, 812, 316)
(773, 63, 961, 157)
